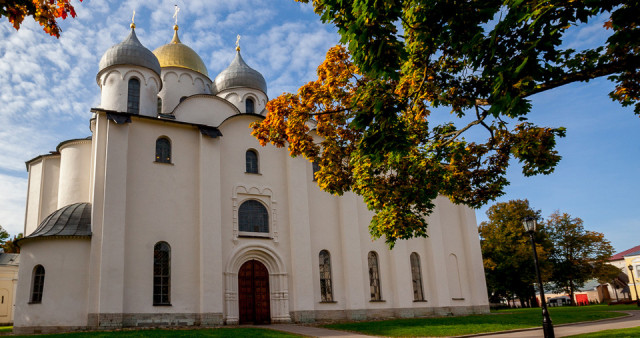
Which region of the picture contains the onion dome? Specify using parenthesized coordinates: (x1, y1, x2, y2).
(98, 24, 161, 79)
(153, 25, 209, 77)
(213, 48, 267, 94)
(24, 203, 92, 240)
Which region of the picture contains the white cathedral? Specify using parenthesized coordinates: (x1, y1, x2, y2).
(13, 22, 489, 334)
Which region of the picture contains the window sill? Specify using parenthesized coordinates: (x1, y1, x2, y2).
(452, 297, 465, 301)
(245, 172, 262, 175)
(238, 232, 271, 239)
(154, 161, 174, 165)
(319, 301, 337, 304)
(153, 303, 172, 306)
(369, 300, 386, 303)
(28, 301, 41, 305)
(413, 300, 428, 303)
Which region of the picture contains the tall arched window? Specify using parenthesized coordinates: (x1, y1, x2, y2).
(319, 250, 333, 302)
(448, 253, 463, 299)
(127, 78, 140, 114)
(410, 252, 425, 301)
(153, 242, 171, 305)
(368, 251, 381, 300)
(157, 97, 162, 115)
(312, 161, 320, 181)
(246, 149, 258, 173)
(30, 265, 45, 304)
(246, 98, 255, 114)
(155, 137, 171, 163)
(238, 200, 268, 233)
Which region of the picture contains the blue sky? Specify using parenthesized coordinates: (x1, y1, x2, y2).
(0, 0, 638, 253)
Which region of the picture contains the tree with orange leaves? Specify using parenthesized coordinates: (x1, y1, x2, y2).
(253, 0, 639, 248)
(1, 0, 82, 38)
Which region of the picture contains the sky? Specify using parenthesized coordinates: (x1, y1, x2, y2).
(0, 0, 638, 253)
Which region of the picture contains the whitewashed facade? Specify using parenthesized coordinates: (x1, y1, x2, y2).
(14, 24, 489, 334)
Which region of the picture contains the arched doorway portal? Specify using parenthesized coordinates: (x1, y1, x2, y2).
(238, 260, 271, 324)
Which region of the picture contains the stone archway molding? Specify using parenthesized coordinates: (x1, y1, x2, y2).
(224, 243, 290, 324)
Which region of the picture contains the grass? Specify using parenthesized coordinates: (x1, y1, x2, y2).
(566, 326, 640, 337)
(0, 326, 11, 333)
(323, 304, 639, 337)
(11, 328, 301, 337)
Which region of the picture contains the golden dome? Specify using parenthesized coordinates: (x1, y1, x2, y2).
(153, 25, 209, 77)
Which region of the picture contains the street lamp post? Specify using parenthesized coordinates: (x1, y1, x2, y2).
(523, 217, 555, 338)
(628, 265, 640, 307)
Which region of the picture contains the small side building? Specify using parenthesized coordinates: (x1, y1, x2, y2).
(0, 253, 19, 325)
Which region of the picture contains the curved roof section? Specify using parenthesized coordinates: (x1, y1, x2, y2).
(26, 203, 92, 239)
(153, 26, 209, 78)
(98, 26, 161, 79)
(213, 50, 267, 94)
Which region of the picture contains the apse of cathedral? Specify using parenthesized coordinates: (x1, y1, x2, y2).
(12, 14, 489, 334)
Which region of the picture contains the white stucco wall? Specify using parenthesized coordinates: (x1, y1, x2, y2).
(98, 66, 161, 117)
(58, 140, 92, 208)
(14, 239, 91, 327)
(24, 155, 61, 236)
(158, 68, 212, 114)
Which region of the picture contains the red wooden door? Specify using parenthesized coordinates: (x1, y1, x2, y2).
(238, 260, 271, 324)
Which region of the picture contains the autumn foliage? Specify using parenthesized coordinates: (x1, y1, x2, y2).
(253, 0, 639, 247)
(1, 0, 82, 37)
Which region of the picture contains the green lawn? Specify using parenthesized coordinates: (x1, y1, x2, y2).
(566, 326, 640, 337)
(0, 326, 11, 333)
(11, 328, 300, 337)
(323, 304, 639, 337)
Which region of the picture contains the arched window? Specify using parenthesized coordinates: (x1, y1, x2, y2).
(153, 242, 171, 305)
(30, 265, 45, 304)
(238, 200, 268, 233)
(410, 252, 425, 301)
(448, 253, 463, 299)
(155, 137, 171, 163)
(127, 78, 140, 114)
(157, 97, 162, 115)
(312, 161, 320, 181)
(246, 149, 258, 173)
(319, 250, 333, 302)
(368, 251, 381, 300)
(246, 98, 255, 114)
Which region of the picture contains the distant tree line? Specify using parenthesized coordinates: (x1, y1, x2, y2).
(480, 200, 617, 307)
(0, 225, 21, 254)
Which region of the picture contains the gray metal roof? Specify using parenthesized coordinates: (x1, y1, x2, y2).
(26, 203, 92, 239)
(0, 253, 19, 266)
(213, 51, 267, 94)
(98, 28, 161, 78)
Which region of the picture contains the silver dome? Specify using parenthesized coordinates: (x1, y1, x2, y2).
(213, 51, 267, 94)
(98, 27, 161, 79)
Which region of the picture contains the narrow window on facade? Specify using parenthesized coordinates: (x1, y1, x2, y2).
(30, 265, 45, 304)
(410, 252, 425, 301)
(368, 251, 382, 301)
(127, 78, 140, 114)
(245, 149, 259, 173)
(238, 200, 269, 233)
(155, 137, 171, 163)
(157, 97, 162, 115)
(319, 250, 333, 302)
(153, 242, 171, 305)
(246, 98, 255, 114)
(312, 161, 320, 181)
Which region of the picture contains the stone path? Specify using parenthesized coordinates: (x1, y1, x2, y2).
(469, 310, 640, 337)
(257, 310, 640, 337)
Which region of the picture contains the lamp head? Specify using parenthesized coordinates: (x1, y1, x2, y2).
(630, 265, 634, 271)
(523, 217, 537, 234)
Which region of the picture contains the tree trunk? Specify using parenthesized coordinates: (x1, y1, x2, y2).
(569, 281, 575, 306)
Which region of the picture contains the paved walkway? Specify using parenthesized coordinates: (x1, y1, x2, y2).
(469, 310, 640, 337)
(257, 310, 640, 337)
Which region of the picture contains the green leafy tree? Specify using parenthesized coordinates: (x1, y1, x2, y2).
(545, 212, 614, 305)
(479, 199, 550, 307)
(0, 226, 8, 245)
(254, 0, 640, 246)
